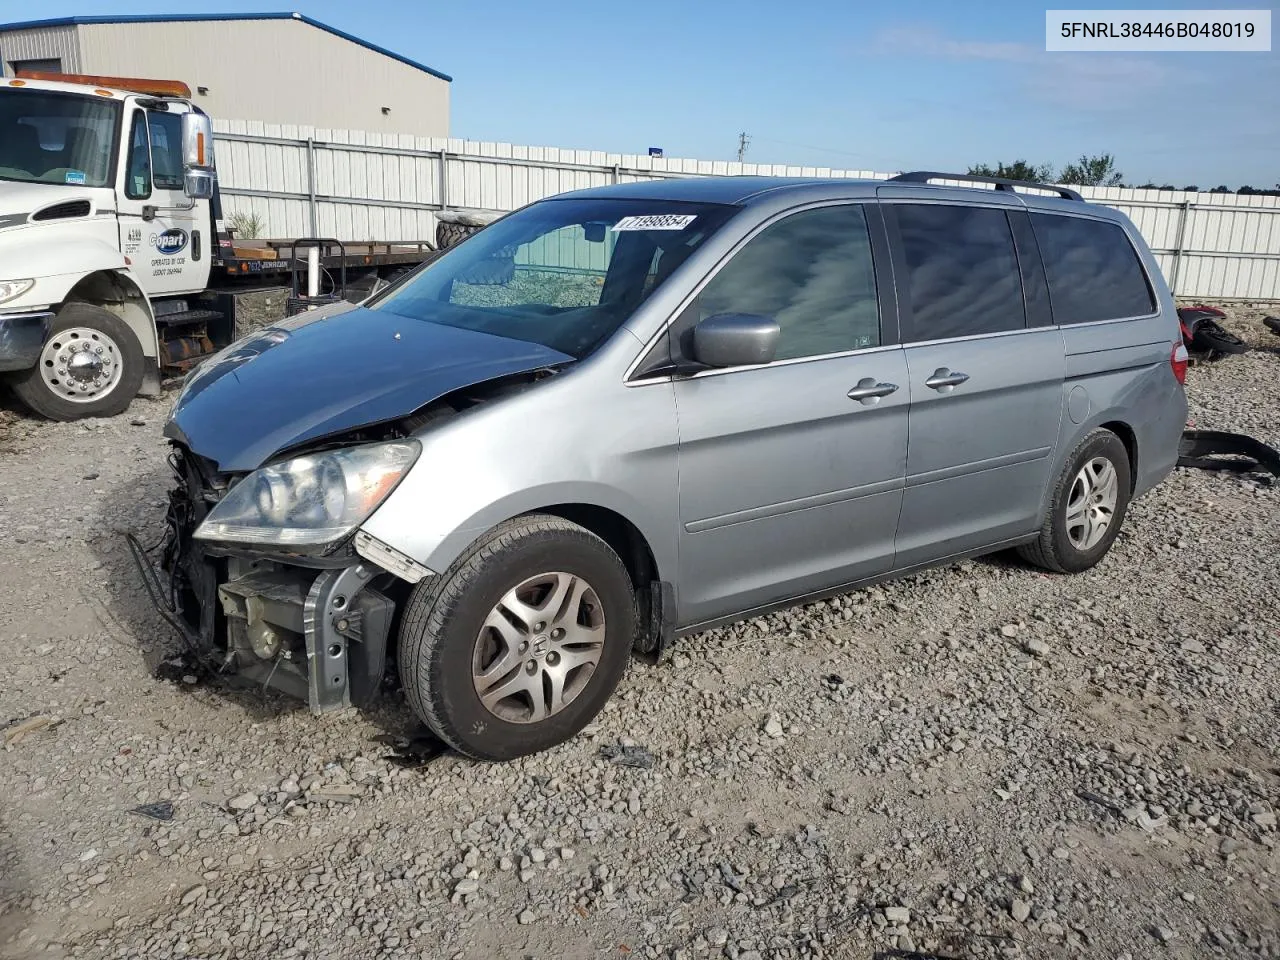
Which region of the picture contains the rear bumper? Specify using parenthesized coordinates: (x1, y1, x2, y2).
(0, 310, 52, 372)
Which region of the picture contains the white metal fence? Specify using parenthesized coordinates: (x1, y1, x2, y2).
(212, 119, 1280, 301)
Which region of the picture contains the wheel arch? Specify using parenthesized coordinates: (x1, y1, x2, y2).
(534, 503, 661, 597)
(65, 269, 159, 360)
(1098, 419, 1138, 493)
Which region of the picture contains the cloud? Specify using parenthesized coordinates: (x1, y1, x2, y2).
(872, 24, 1174, 109)
(875, 25, 1038, 63)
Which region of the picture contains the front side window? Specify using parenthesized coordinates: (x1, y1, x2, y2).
(146, 111, 185, 191)
(685, 204, 880, 361)
(892, 204, 1026, 341)
(1031, 213, 1155, 324)
(373, 198, 736, 359)
(0, 89, 119, 187)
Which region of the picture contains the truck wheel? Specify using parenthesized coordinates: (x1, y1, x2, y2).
(398, 514, 636, 761)
(1018, 429, 1132, 574)
(11, 303, 145, 421)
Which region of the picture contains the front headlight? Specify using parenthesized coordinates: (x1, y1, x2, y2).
(0, 279, 35, 304)
(194, 439, 420, 548)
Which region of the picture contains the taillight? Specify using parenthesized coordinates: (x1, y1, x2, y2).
(1171, 343, 1188, 385)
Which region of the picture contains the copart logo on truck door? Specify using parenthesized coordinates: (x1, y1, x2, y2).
(152, 228, 189, 256)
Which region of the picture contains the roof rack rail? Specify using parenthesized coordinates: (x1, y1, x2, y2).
(888, 171, 1083, 202)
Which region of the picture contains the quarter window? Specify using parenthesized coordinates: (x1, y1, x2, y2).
(688, 204, 880, 361)
(893, 204, 1026, 341)
(1030, 214, 1155, 324)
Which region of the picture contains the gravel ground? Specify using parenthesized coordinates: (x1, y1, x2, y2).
(1, 307, 1277, 960)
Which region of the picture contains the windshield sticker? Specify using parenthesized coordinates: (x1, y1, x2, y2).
(612, 214, 697, 232)
(64, 170, 87, 185)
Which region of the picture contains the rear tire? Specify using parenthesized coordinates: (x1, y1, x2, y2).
(11, 303, 145, 421)
(1018, 429, 1132, 574)
(398, 514, 636, 761)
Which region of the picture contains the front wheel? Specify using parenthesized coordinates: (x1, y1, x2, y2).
(398, 515, 636, 761)
(11, 303, 145, 420)
(1018, 429, 1132, 573)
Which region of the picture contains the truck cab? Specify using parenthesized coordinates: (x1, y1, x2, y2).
(0, 72, 217, 419)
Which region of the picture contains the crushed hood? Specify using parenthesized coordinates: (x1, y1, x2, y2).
(164, 304, 574, 472)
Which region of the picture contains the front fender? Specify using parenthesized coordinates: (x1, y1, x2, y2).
(359, 364, 680, 586)
(1, 235, 130, 310)
(370, 479, 675, 584)
(1, 237, 159, 363)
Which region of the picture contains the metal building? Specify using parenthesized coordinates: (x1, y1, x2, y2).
(0, 12, 451, 136)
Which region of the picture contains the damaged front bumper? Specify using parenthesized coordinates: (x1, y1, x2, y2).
(128, 447, 402, 713)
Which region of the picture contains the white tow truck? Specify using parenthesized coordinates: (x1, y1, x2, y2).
(0, 71, 437, 420)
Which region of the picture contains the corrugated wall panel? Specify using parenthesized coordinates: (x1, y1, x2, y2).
(209, 122, 1280, 299)
(0, 25, 82, 74)
(75, 20, 448, 137)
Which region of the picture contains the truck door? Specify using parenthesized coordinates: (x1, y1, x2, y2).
(116, 104, 212, 298)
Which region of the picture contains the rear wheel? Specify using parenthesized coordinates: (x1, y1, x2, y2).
(1018, 429, 1132, 573)
(398, 515, 636, 761)
(11, 303, 145, 421)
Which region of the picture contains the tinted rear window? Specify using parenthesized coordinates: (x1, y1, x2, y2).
(892, 204, 1025, 341)
(1030, 214, 1155, 324)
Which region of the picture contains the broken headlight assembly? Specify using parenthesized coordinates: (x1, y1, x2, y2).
(194, 439, 420, 549)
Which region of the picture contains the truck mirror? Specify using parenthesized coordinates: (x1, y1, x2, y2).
(181, 112, 215, 171)
(184, 169, 215, 200)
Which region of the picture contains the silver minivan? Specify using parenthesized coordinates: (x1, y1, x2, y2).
(142, 172, 1189, 760)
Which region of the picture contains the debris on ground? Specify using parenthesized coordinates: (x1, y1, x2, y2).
(3, 714, 55, 746)
(129, 801, 175, 822)
(373, 730, 449, 769)
(1178, 429, 1280, 479)
(599, 743, 656, 769)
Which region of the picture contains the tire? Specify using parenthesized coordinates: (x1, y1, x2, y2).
(1018, 429, 1132, 574)
(398, 514, 636, 761)
(436, 220, 480, 250)
(11, 303, 145, 421)
(1190, 320, 1248, 356)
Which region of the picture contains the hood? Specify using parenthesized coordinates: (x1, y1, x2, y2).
(0, 181, 112, 231)
(165, 304, 574, 472)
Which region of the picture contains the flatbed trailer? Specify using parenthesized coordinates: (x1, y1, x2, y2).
(157, 237, 442, 374)
(212, 238, 439, 282)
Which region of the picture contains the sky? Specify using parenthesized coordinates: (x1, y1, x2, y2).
(2, 0, 1277, 186)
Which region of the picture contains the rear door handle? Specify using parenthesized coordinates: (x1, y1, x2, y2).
(924, 368, 970, 391)
(847, 378, 899, 404)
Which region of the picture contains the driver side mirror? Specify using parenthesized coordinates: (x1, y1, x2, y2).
(692, 313, 779, 368)
(181, 112, 216, 200)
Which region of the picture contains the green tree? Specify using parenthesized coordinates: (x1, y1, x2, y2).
(1059, 154, 1125, 187)
(967, 160, 1055, 183)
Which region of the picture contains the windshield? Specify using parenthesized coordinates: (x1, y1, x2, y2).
(0, 89, 120, 188)
(371, 198, 737, 358)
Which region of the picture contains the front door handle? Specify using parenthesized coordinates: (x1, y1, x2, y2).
(847, 378, 899, 404)
(924, 368, 970, 392)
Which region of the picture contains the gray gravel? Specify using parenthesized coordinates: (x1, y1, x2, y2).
(1, 306, 1277, 960)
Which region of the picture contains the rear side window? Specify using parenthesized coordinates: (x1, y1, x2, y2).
(1030, 214, 1155, 324)
(891, 204, 1025, 341)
